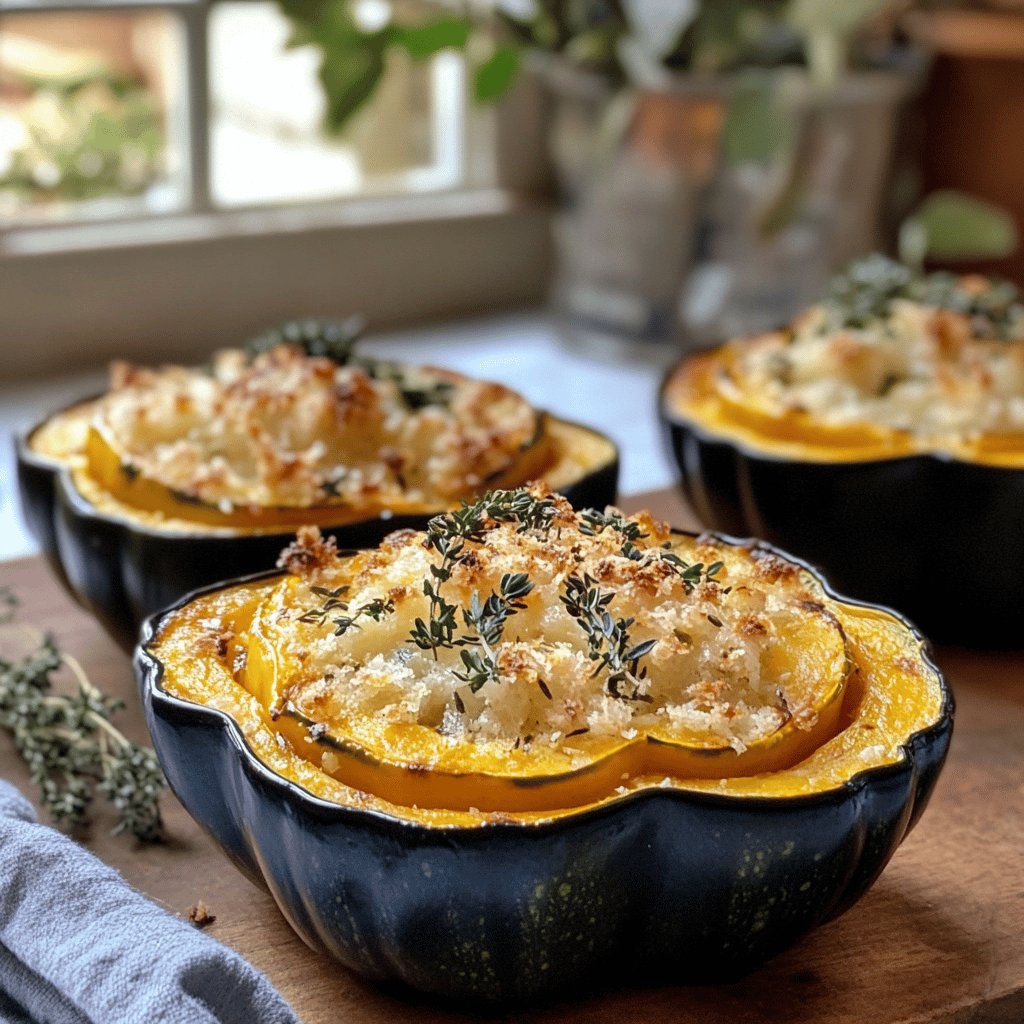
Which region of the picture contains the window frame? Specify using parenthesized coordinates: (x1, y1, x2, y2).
(0, 0, 553, 377)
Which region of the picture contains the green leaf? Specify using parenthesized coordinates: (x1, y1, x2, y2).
(897, 219, 928, 274)
(786, 0, 895, 84)
(905, 190, 1019, 262)
(392, 16, 471, 60)
(318, 37, 387, 134)
(275, 0, 332, 24)
(722, 77, 791, 164)
(473, 45, 522, 102)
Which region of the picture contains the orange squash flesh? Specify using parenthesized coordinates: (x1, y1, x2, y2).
(82, 414, 554, 530)
(235, 581, 849, 812)
(665, 349, 1024, 467)
(149, 566, 946, 827)
(29, 403, 615, 534)
(237, 577, 847, 815)
(140, 520, 953, 824)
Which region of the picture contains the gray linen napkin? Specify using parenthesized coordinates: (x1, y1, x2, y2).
(0, 780, 301, 1024)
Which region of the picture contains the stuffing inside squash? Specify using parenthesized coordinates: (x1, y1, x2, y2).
(147, 486, 946, 825)
(28, 329, 616, 531)
(663, 256, 1024, 466)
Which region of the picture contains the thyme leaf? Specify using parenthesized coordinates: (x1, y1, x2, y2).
(368, 361, 455, 411)
(300, 585, 395, 636)
(409, 580, 461, 658)
(559, 574, 656, 703)
(244, 316, 366, 364)
(244, 318, 456, 410)
(408, 489, 554, 658)
(579, 508, 646, 542)
(318, 470, 347, 497)
(660, 553, 724, 593)
(454, 573, 534, 693)
(821, 254, 1024, 339)
(579, 508, 648, 561)
(298, 585, 350, 627)
(331, 596, 396, 637)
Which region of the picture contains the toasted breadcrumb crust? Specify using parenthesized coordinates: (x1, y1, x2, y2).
(262, 487, 847, 754)
(731, 289, 1024, 436)
(277, 525, 339, 576)
(97, 344, 540, 507)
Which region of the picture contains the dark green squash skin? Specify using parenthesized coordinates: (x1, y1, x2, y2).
(133, 543, 953, 1007)
(16, 417, 618, 652)
(660, 370, 1024, 646)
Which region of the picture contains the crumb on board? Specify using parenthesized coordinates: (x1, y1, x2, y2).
(188, 900, 217, 929)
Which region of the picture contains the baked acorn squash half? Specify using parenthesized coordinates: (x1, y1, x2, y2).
(661, 255, 1024, 645)
(17, 321, 617, 649)
(135, 485, 952, 1006)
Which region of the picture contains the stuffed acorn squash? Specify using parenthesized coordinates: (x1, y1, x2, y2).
(18, 321, 617, 649)
(661, 255, 1024, 644)
(136, 485, 951, 1005)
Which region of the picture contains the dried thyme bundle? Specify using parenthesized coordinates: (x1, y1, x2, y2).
(0, 587, 165, 841)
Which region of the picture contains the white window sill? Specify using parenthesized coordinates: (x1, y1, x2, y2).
(0, 187, 524, 258)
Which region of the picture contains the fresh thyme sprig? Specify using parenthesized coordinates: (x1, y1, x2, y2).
(409, 586, 460, 658)
(580, 508, 725, 587)
(299, 585, 394, 636)
(455, 573, 534, 693)
(579, 508, 649, 561)
(426, 488, 560, 547)
(0, 596, 165, 841)
(298, 585, 350, 627)
(243, 317, 457, 410)
(370, 361, 455, 411)
(318, 470, 347, 497)
(660, 551, 725, 593)
(409, 489, 556, 659)
(245, 316, 366, 364)
(331, 597, 395, 637)
(821, 254, 1024, 339)
(559, 574, 657, 703)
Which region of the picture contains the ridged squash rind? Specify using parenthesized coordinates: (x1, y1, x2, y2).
(660, 357, 1024, 645)
(133, 538, 953, 1006)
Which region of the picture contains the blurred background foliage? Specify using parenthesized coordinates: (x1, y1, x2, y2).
(277, 0, 921, 134)
(0, 68, 162, 203)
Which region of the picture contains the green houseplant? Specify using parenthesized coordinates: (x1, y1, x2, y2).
(277, 1, 1014, 352)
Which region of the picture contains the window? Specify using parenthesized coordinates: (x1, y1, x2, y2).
(0, 7, 187, 225)
(0, 0, 471, 225)
(0, 1, 552, 378)
(209, 2, 465, 208)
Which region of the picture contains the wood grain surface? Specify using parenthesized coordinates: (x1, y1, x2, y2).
(1, 489, 1022, 1024)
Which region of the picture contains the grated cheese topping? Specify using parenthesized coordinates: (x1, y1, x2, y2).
(92, 343, 540, 507)
(728, 275, 1024, 438)
(263, 487, 847, 755)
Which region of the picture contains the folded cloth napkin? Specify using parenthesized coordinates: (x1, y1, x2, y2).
(0, 780, 301, 1024)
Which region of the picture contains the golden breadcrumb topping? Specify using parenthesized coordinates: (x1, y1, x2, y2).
(258, 486, 848, 754)
(729, 278, 1024, 437)
(93, 344, 540, 507)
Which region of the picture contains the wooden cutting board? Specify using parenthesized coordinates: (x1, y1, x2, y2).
(1, 488, 1022, 1024)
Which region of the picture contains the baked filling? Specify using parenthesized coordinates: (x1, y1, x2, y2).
(150, 485, 945, 822)
(143, 485, 939, 819)
(27, 327, 616, 531)
(665, 257, 1024, 461)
